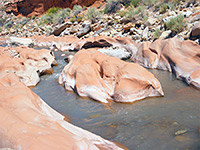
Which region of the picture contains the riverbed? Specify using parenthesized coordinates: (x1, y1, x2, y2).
(32, 51, 200, 150)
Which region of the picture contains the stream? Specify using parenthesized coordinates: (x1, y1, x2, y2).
(32, 51, 200, 150)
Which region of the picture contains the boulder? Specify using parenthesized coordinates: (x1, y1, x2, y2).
(51, 21, 72, 36)
(0, 46, 57, 86)
(0, 72, 123, 150)
(58, 49, 164, 103)
(159, 30, 172, 39)
(189, 21, 200, 40)
(131, 38, 200, 89)
(77, 21, 91, 37)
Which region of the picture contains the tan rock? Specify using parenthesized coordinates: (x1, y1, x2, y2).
(58, 49, 164, 103)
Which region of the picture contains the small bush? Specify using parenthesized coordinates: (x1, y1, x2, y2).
(160, 4, 168, 14)
(104, 0, 121, 14)
(131, 0, 141, 7)
(165, 15, 185, 33)
(46, 7, 61, 16)
(72, 5, 83, 14)
(134, 5, 144, 14)
(70, 14, 84, 23)
(85, 7, 100, 22)
(153, 28, 162, 39)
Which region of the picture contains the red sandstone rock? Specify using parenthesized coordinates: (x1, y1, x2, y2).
(58, 49, 164, 103)
(0, 72, 123, 150)
(131, 38, 200, 89)
(0, 46, 56, 86)
(5, 0, 99, 17)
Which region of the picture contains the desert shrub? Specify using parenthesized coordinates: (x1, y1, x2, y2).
(165, 15, 185, 33)
(104, 0, 121, 14)
(85, 7, 100, 22)
(153, 28, 162, 39)
(72, 5, 83, 16)
(70, 14, 84, 23)
(130, 0, 141, 7)
(4, 21, 13, 29)
(134, 5, 144, 14)
(160, 4, 168, 14)
(46, 7, 61, 16)
(38, 8, 71, 25)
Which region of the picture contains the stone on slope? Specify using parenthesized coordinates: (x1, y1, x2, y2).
(131, 38, 200, 89)
(0, 46, 57, 86)
(189, 21, 200, 40)
(0, 72, 123, 150)
(51, 21, 72, 36)
(58, 49, 164, 103)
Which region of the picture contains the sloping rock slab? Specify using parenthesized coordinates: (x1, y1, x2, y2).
(131, 38, 200, 89)
(0, 72, 123, 150)
(0, 46, 57, 86)
(58, 49, 164, 103)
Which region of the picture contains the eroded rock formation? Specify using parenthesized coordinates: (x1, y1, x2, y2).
(131, 38, 200, 89)
(58, 49, 164, 103)
(5, 0, 98, 17)
(0, 46, 57, 86)
(0, 72, 123, 150)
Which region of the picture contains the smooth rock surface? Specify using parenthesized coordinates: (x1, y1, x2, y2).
(58, 49, 164, 103)
(0, 46, 56, 86)
(0, 72, 123, 150)
(131, 38, 200, 89)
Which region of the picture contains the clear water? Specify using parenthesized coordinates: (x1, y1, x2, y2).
(32, 51, 200, 150)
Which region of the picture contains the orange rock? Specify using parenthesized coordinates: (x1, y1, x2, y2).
(58, 49, 164, 103)
(132, 38, 200, 89)
(0, 46, 57, 86)
(5, 0, 99, 17)
(0, 72, 123, 150)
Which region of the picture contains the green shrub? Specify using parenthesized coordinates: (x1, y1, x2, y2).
(72, 5, 83, 13)
(134, 5, 144, 14)
(104, 0, 121, 14)
(46, 7, 61, 16)
(165, 15, 185, 33)
(153, 28, 162, 39)
(70, 14, 84, 23)
(130, 0, 141, 7)
(85, 7, 100, 22)
(160, 4, 168, 14)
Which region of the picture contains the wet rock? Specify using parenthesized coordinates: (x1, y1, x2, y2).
(0, 73, 123, 150)
(58, 49, 164, 103)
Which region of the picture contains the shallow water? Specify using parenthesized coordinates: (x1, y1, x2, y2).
(32, 51, 200, 150)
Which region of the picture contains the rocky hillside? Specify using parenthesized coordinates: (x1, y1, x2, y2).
(0, 0, 200, 44)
